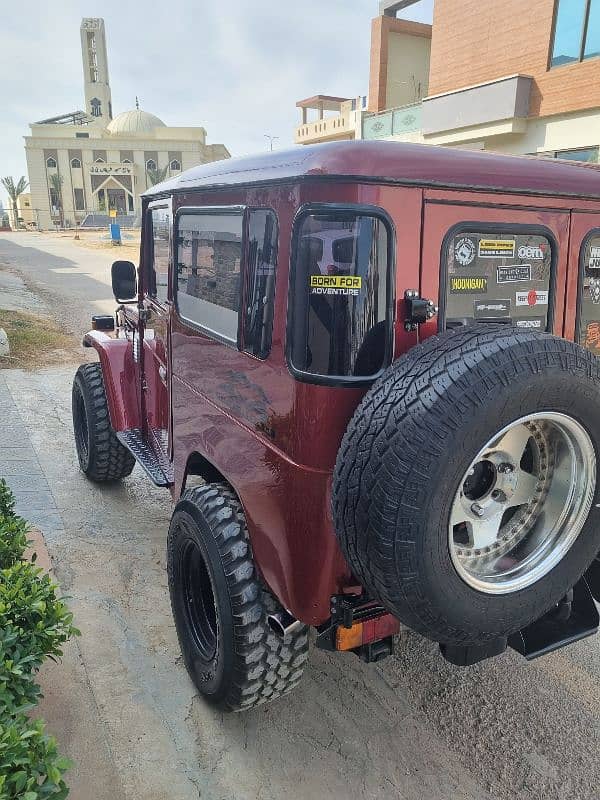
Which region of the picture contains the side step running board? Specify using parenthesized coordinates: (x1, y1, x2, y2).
(116, 429, 173, 487)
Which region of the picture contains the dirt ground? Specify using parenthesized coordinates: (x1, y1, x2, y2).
(2, 231, 600, 800)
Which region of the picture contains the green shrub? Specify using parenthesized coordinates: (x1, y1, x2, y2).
(0, 716, 70, 800)
(0, 481, 77, 797)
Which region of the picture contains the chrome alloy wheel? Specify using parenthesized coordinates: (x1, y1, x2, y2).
(449, 412, 596, 594)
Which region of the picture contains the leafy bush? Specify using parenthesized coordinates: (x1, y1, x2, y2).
(0, 479, 77, 798)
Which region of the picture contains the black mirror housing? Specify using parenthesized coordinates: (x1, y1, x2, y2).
(111, 260, 137, 302)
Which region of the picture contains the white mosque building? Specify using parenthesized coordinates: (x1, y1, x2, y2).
(24, 18, 230, 229)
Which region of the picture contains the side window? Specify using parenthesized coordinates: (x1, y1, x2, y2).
(289, 207, 391, 381)
(578, 233, 600, 353)
(176, 210, 243, 343)
(150, 207, 170, 303)
(244, 210, 278, 359)
(444, 229, 553, 330)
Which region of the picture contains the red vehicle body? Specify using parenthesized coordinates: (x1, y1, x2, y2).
(75, 141, 600, 709)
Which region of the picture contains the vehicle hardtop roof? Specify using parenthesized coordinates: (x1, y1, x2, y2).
(143, 140, 600, 201)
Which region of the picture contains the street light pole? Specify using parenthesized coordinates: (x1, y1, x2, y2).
(264, 135, 279, 152)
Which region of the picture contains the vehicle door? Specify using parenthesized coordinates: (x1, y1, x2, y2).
(564, 211, 600, 355)
(142, 199, 172, 472)
(419, 197, 571, 339)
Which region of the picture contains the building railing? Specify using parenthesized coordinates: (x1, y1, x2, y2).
(362, 102, 422, 140)
(295, 109, 360, 143)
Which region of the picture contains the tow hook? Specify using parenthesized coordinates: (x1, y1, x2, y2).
(404, 289, 438, 332)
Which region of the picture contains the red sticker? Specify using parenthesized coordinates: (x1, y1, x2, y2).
(527, 289, 537, 306)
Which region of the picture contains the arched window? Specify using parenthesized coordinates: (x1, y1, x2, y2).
(170, 159, 181, 171)
(146, 159, 157, 171)
(71, 157, 82, 169)
(46, 157, 57, 169)
(94, 157, 105, 163)
(121, 158, 132, 164)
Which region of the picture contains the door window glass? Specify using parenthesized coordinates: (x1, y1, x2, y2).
(289, 209, 391, 380)
(579, 234, 600, 353)
(445, 230, 553, 330)
(176, 211, 243, 342)
(150, 207, 170, 303)
(244, 210, 278, 359)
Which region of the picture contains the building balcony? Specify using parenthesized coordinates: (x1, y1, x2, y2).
(421, 74, 533, 139)
(295, 95, 365, 145)
(362, 101, 422, 140)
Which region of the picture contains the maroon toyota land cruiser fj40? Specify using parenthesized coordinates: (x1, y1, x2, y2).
(72, 141, 600, 711)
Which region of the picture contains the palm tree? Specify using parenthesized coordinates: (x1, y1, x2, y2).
(48, 173, 64, 228)
(146, 165, 169, 187)
(1, 176, 28, 230)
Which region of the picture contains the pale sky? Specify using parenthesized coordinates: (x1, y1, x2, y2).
(0, 0, 434, 208)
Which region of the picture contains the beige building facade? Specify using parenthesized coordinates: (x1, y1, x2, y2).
(25, 18, 229, 229)
(295, 0, 600, 165)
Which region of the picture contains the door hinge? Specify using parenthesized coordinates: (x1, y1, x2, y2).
(404, 289, 438, 332)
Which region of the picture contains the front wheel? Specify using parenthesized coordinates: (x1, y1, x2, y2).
(72, 363, 135, 482)
(167, 484, 309, 712)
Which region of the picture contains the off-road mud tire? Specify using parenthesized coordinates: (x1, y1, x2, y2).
(72, 362, 135, 482)
(333, 325, 600, 646)
(167, 484, 309, 712)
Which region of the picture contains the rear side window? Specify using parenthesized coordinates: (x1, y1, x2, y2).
(444, 229, 553, 330)
(243, 210, 278, 359)
(176, 210, 243, 343)
(578, 232, 600, 353)
(289, 207, 392, 382)
(150, 206, 170, 303)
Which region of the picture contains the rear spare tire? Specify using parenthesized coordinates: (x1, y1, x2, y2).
(333, 325, 600, 646)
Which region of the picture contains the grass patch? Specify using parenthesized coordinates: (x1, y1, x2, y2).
(0, 311, 77, 369)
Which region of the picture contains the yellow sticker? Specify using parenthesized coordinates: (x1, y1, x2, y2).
(309, 275, 362, 289)
(478, 239, 515, 258)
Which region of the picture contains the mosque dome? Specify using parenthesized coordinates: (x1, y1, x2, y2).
(107, 109, 166, 135)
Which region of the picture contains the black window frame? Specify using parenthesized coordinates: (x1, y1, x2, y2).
(173, 205, 246, 348)
(242, 207, 279, 360)
(439, 221, 558, 332)
(147, 202, 171, 305)
(575, 227, 600, 347)
(286, 202, 396, 388)
(549, 0, 600, 68)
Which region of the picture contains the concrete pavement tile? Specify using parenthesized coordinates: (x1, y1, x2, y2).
(0, 446, 39, 461)
(12, 489, 57, 511)
(0, 461, 44, 476)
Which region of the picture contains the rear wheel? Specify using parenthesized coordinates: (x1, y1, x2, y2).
(72, 362, 135, 482)
(167, 484, 309, 712)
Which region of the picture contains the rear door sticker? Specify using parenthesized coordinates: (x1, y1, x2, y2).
(450, 276, 488, 293)
(585, 322, 600, 351)
(454, 238, 476, 267)
(473, 299, 511, 318)
(515, 318, 544, 329)
(589, 277, 600, 304)
(588, 245, 600, 273)
(497, 265, 532, 283)
(515, 289, 548, 307)
(517, 244, 546, 260)
(478, 239, 516, 259)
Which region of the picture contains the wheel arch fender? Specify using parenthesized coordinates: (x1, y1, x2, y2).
(82, 331, 140, 431)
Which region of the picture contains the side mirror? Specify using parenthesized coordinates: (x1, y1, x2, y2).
(111, 260, 137, 302)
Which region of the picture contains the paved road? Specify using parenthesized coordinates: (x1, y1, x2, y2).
(2, 233, 600, 800)
(0, 231, 122, 332)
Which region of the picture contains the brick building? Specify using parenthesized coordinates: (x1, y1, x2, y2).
(295, 0, 600, 162)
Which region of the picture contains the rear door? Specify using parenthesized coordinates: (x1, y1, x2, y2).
(564, 211, 600, 354)
(419, 198, 571, 340)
